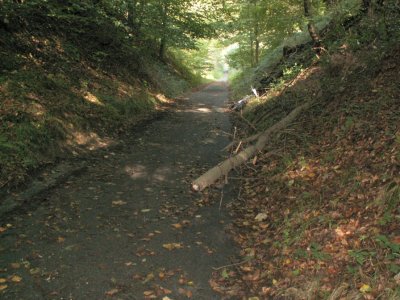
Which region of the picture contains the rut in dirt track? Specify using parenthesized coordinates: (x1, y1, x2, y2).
(0, 81, 238, 299)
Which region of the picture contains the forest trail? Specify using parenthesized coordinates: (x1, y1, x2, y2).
(0, 82, 237, 299)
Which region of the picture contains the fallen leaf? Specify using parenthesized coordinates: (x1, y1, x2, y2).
(178, 277, 187, 285)
(0, 227, 7, 233)
(29, 268, 41, 275)
(255, 213, 268, 222)
(243, 269, 260, 281)
(160, 286, 172, 295)
(171, 223, 182, 229)
(10, 275, 22, 283)
(10, 263, 20, 269)
(0, 284, 7, 291)
(57, 237, 65, 243)
(0, 279, 6, 283)
(143, 290, 154, 296)
(178, 288, 192, 297)
(141, 209, 151, 213)
(112, 200, 127, 206)
(359, 284, 372, 293)
(394, 273, 400, 285)
(142, 273, 155, 284)
(105, 288, 119, 296)
(163, 243, 183, 251)
(261, 287, 272, 295)
(392, 236, 400, 244)
(159, 272, 165, 280)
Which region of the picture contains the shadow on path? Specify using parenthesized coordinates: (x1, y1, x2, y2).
(0, 82, 238, 299)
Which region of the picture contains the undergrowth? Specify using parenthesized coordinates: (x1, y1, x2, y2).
(0, 2, 197, 189)
(211, 3, 400, 299)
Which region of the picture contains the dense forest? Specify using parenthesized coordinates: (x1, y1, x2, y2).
(0, 0, 399, 299)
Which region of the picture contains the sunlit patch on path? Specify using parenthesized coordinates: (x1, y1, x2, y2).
(0, 82, 237, 299)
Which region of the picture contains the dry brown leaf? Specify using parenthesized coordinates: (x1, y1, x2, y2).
(142, 273, 155, 284)
(392, 236, 400, 244)
(10, 263, 20, 269)
(10, 275, 22, 283)
(162, 243, 183, 250)
(112, 200, 127, 206)
(186, 290, 193, 298)
(0, 284, 7, 291)
(254, 213, 268, 222)
(243, 269, 260, 281)
(160, 287, 172, 294)
(143, 290, 155, 297)
(105, 288, 119, 296)
(178, 288, 186, 294)
(159, 272, 165, 280)
(171, 223, 182, 229)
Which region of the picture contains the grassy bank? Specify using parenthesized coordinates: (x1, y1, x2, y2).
(0, 2, 196, 189)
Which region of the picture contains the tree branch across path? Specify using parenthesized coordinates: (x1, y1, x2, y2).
(192, 101, 312, 191)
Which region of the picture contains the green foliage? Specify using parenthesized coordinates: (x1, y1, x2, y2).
(170, 39, 227, 80)
(348, 250, 376, 265)
(375, 235, 400, 257)
(309, 242, 331, 260)
(223, 0, 305, 70)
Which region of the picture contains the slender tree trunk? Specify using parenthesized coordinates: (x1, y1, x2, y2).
(253, 0, 260, 65)
(137, 0, 145, 29)
(127, 0, 137, 29)
(304, 0, 322, 54)
(254, 30, 260, 65)
(250, 38, 255, 67)
(159, 1, 169, 60)
(361, 0, 371, 13)
(159, 37, 166, 60)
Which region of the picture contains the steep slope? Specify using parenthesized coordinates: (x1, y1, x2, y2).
(210, 7, 400, 299)
(0, 2, 194, 190)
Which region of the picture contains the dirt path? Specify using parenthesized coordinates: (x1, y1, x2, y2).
(0, 82, 238, 299)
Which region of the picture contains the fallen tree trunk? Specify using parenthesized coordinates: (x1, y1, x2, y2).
(223, 131, 262, 151)
(192, 101, 312, 191)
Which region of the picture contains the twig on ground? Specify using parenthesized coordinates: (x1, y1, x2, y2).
(234, 141, 242, 154)
(212, 259, 250, 271)
(219, 188, 224, 211)
(237, 111, 257, 131)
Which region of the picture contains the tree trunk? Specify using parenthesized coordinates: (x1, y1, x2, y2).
(159, 1, 169, 60)
(304, 0, 322, 54)
(250, 38, 255, 67)
(159, 37, 166, 60)
(254, 0, 260, 65)
(192, 101, 312, 191)
(255, 37, 260, 65)
(361, 0, 371, 13)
